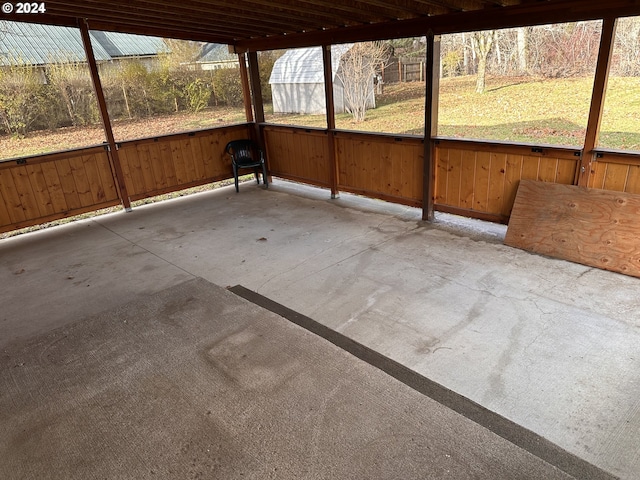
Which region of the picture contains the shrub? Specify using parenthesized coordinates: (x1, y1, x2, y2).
(46, 60, 100, 126)
(0, 63, 47, 136)
(185, 78, 212, 112)
(212, 67, 243, 106)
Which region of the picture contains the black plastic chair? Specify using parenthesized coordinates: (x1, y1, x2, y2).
(225, 139, 268, 193)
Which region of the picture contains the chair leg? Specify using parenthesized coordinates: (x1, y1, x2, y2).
(255, 167, 260, 184)
(233, 164, 239, 192)
(262, 163, 268, 188)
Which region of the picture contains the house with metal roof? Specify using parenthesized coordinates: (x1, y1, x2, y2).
(0, 20, 165, 66)
(269, 44, 375, 115)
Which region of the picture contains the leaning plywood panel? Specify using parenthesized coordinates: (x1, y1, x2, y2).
(505, 179, 640, 278)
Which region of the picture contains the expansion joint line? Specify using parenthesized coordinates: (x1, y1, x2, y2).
(92, 219, 196, 278)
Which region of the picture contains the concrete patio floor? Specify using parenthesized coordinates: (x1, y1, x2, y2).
(1, 179, 639, 479)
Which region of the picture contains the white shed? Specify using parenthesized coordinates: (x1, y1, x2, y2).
(269, 44, 375, 115)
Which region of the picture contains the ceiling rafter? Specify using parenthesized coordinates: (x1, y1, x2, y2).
(285, 0, 425, 21)
(265, 0, 405, 25)
(3, 0, 640, 52)
(152, 0, 362, 30)
(410, 0, 471, 12)
(47, 0, 329, 37)
(235, 0, 640, 51)
(46, 5, 288, 39)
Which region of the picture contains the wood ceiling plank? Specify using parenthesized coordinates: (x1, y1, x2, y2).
(48, 1, 318, 36)
(156, 0, 353, 28)
(287, 0, 424, 20)
(217, 0, 366, 25)
(62, 11, 277, 40)
(84, 20, 234, 43)
(411, 0, 474, 12)
(7, 0, 640, 51)
(236, 0, 640, 51)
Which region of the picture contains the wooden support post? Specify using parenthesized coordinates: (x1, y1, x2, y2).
(246, 51, 269, 180)
(247, 51, 265, 126)
(322, 44, 339, 199)
(238, 53, 254, 123)
(580, 17, 617, 187)
(79, 20, 131, 211)
(422, 32, 440, 221)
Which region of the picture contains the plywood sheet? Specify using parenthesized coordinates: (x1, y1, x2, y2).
(505, 179, 640, 278)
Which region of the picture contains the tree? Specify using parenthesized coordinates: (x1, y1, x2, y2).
(159, 39, 202, 70)
(471, 30, 497, 93)
(517, 27, 529, 74)
(337, 42, 390, 122)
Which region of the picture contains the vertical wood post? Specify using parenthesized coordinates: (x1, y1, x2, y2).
(322, 44, 339, 199)
(238, 52, 254, 123)
(422, 32, 440, 221)
(580, 17, 617, 187)
(79, 20, 131, 210)
(247, 51, 265, 125)
(246, 51, 269, 179)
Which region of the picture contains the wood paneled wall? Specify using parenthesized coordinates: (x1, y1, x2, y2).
(0, 146, 120, 234)
(118, 124, 251, 201)
(0, 124, 251, 234)
(435, 140, 579, 222)
(336, 131, 423, 207)
(587, 153, 640, 194)
(263, 126, 423, 206)
(263, 126, 332, 187)
(4, 122, 640, 236)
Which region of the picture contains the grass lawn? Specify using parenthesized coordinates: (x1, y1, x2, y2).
(3, 75, 640, 160)
(0, 107, 247, 160)
(266, 75, 640, 150)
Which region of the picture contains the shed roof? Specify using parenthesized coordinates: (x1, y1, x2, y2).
(269, 44, 351, 85)
(0, 20, 164, 66)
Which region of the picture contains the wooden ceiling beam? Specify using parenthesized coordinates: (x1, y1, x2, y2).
(349, 0, 448, 17)
(47, 1, 319, 36)
(235, 0, 640, 51)
(74, 13, 310, 41)
(410, 0, 475, 11)
(142, 0, 353, 30)
(83, 20, 235, 44)
(255, 0, 399, 24)
(0, 14, 248, 45)
(285, 0, 430, 21)
(7, 0, 640, 53)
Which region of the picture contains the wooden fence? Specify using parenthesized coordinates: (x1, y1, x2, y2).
(0, 124, 251, 234)
(3, 121, 640, 235)
(587, 151, 640, 194)
(264, 126, 332, 188)
(434, 140, 580, 223)
(335, 131, 423, 207)
(261, 126, 640, 224)
(0, 146, 120, 234)
(118, 124, 251, 201)
(263, 126, 423, 207)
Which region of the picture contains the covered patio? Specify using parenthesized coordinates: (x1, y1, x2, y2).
(1, 179, 638, 478)
(2, 0, 640, 478)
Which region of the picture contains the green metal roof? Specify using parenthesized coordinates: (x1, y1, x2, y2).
(0, 20, 165, 66)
